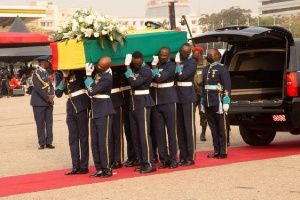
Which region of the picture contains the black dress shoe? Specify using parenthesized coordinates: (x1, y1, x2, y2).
(89, 170, 102, 178)
(159, 162, 170, 169)
(207, 152, 219, 158)
(65, 168, 80, 175)
(124, 159, 141, 167)
(140, 166, 156, 173)
(111, 161, 122, 169)
(169, 162, 178, 169)
(217, 154, 227, 159)
(134, 166, 144, 172)
(46, 144, 55, 149)
(200, 135, 207, 141)
(100, 170, 112, 178)
(178, 159, 185, 166)
(78, 168, 89, 174)
(181, 160, 195, 166)
(38, 145, 45, 150)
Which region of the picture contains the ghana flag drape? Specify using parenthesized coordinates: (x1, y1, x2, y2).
(50, 30, 187, 70)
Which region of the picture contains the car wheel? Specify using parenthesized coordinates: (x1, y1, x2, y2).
(239, 125, 276, 146)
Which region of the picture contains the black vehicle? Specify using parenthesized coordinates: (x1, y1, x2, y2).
(191, 25, 300, 146)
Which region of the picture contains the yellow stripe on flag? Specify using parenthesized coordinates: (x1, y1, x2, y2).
(57, 39, 86, 70)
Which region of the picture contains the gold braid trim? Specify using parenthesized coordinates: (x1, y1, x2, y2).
(33, 71, 50, 94)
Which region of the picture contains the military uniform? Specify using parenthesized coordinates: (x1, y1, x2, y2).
(125, 63, 156, 171)
(176, 57, 197, 164)
(55, 70, 90, 171)
(201, 62, 231, 156)
(194, 59, 208, 140)
(30, 66, 54, 147)
(110, 70, 127, 168)
(151, 61, 178, 167)
(85, 68, 115, 175)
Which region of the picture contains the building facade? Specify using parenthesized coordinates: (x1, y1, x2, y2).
(258, 0, 300, 17)
(146, 0, 190, 17)
(27, 1, 59, 31)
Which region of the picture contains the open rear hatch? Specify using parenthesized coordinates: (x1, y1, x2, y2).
(191, 25, 294, 45)
(191, 26, 294, 114)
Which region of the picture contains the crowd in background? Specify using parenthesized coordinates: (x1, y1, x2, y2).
(0, 64, 56, 98)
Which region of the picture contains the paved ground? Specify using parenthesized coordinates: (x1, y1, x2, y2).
(0, 94, 300, 200)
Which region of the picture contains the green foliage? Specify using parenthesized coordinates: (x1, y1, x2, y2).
(198, 7, 300, 38)
(199, 6, 251, 32)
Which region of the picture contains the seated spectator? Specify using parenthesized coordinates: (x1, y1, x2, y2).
(9, 75, 22, 90)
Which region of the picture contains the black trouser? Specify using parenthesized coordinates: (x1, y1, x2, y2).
(91, 115, 113, 173)
(177, 102, 196, 162)
(123, 105, 138, 161)
(129, 107, 155, 168)
(152, 103, 177, 163)
(33, 106, 53, 146)
(66, 108, 89, 169)
(205, 105, 228, 155)
(150, 111, 158, 161)
(110, 106, 124, 163)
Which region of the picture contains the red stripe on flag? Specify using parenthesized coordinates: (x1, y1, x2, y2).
(50, 42, 58, 70)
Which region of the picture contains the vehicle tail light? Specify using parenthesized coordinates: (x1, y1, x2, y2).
(286, 72, 299, 97)
(272, 115, 286, 122)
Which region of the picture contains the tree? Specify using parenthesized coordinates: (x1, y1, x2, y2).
(156, 19, 170, 29)
(199, 6, 252, 32)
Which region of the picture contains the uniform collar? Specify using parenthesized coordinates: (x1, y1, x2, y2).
(101, 68, 112, 75)
(38, 66, 46, 72)
(210, 61, 221, 67)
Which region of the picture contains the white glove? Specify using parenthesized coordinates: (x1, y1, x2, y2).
(62, 70, 69, 77)
(151, 56, 159, 66)
(223, 104, 230, 112)
(124, 54, 132, 65)
(175, 52, 180, 63)
(85, 63, 94, 76)
(200, 104, 205, 113)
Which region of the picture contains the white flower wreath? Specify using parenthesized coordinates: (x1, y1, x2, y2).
(51, 8, 127, 51)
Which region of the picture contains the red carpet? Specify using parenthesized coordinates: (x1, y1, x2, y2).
(1, 139, 300, 197)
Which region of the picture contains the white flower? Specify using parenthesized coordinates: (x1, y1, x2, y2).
(85, 15, 94, 25)
(101, 30, 108, 35)
(52, 8, 126, 50)
(94, 32, 100, 38)
(108, 24, 114, 31)
(76, 34, 82, 41)
(62, 23, 67, 29)
(62, 33, 69, 39)
(93, 22, 100, 30)
(72, 20, 79, 31)
(78, 16, 84, 23)
(99, 16, 105, 22)
(84, 28, 93, 38)
(120, 25, 127, 33)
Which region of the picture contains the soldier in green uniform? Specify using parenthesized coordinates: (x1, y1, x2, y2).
(192, 46, 208, 141)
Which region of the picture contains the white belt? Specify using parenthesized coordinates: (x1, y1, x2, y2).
(111, 86, 132, 93)
(151, 81, 174, 88)
(130, 89, 149, 95)
(177, 81, 193, 87)
(205, 85, 223, 91)
(67, 89, 86, 98)
(111, 88, 120, 94)
(93, 94, 110, 98)
(120, 86, 131, 91)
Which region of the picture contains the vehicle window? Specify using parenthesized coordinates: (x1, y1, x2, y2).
(229, 50, 285, 71)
